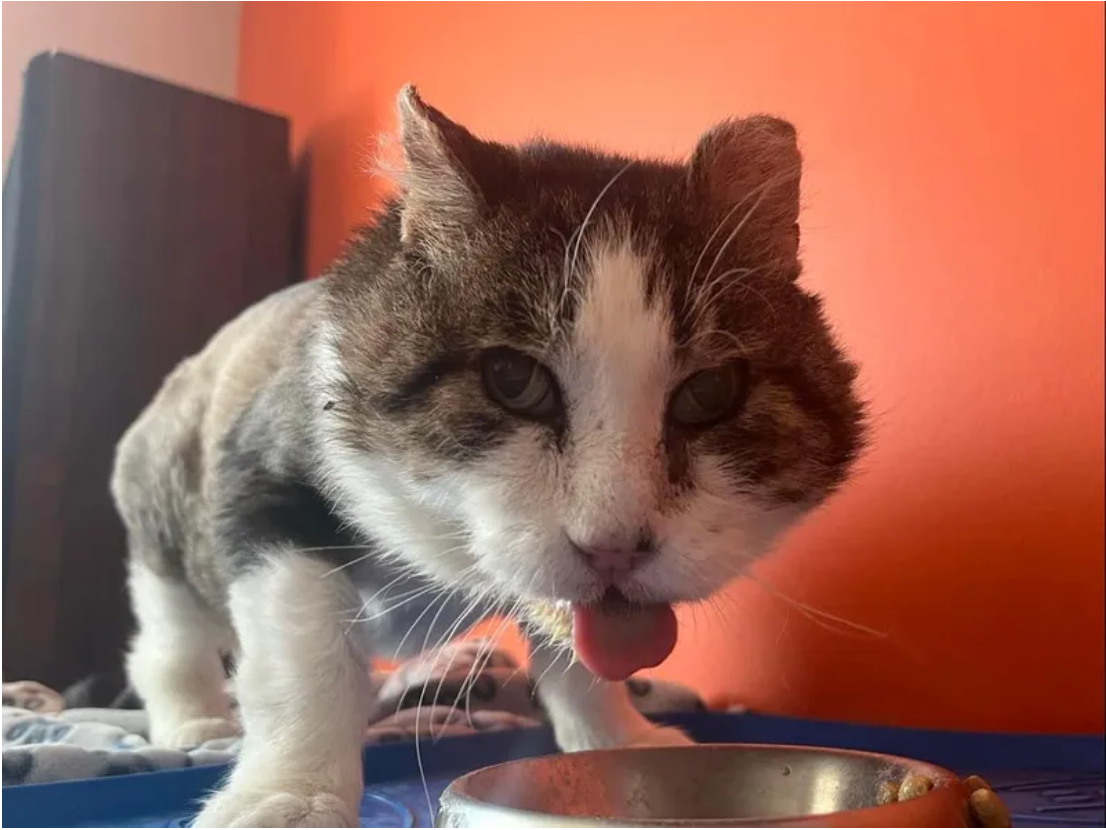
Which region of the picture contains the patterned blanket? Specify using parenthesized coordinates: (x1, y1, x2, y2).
(2, 640, 704, 786)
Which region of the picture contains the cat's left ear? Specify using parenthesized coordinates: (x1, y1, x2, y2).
(396, 85, 513, 246)
(688, 116, 802, 271)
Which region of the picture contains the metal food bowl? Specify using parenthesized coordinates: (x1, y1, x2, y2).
(437, 744, 973, 827)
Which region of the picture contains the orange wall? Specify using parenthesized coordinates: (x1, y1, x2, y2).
(239, 2, 1105, 733)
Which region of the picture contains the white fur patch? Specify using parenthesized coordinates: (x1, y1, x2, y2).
(559, 233, 672, 548)
(126, 564, 238, 748)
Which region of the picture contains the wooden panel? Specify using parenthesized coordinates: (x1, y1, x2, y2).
(2, 53, 297, 689)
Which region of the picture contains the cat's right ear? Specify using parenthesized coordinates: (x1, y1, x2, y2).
(688, 116, 802, 271)
(395, 85, 511, 246)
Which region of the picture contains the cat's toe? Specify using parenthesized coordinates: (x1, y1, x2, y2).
(193, 789, 356, 828)
(153, 716, 240, 750)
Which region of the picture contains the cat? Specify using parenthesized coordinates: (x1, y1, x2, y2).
(110, 85, 866, 827)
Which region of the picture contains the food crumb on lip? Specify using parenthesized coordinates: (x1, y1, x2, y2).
(898, 773, 934, 801)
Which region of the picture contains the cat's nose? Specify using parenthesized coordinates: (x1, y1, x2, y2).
(572, 536, 655, 581)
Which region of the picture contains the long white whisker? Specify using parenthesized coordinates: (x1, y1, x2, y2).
(749, 576, 888, 640)
(342, 569, 424, 631)
(687, 265, 763, 328)
(445, 597, 507, 733)
(694, 550, 888, 641)
(409, 576, 474, 825)
(567, 160, 634, 285)
(701, 168, 798, 292)
(464, 603, 519, 725)
(429, 587, 498, 739)
(689, 192, 756, 286)
(389, 586, 452, 664)
(346, 582, 443, 627)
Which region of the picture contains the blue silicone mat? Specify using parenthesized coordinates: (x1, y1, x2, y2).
(3, 713, 1103, 828)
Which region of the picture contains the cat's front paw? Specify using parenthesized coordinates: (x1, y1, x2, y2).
(193, 788, 356, 828)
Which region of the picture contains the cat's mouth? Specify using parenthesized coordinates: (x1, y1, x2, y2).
(571, 588, 677, 681)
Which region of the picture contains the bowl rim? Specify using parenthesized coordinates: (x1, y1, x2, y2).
(437, 742, 970, 828)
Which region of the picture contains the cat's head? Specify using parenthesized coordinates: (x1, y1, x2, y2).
(317, 86, 865, 635)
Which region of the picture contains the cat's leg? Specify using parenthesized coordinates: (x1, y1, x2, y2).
(530, 641, 692, 752)
(126, 562, 239, 748)
(193, 552, 371, 829)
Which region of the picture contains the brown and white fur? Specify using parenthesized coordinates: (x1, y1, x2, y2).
(111, 86, 865, 827)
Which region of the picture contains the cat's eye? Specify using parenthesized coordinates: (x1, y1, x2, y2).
(480, 348, 559, 418)
(669, 363, 748, 427)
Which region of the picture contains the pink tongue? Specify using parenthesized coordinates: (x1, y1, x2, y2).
(573, 595, 678, 681)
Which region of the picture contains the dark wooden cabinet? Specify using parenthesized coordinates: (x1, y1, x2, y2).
(3, 53, 299, 689)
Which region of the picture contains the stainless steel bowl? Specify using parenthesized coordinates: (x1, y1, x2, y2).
(437, 744, 972, 827)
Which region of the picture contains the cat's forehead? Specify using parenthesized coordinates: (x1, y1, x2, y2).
(467, 203, 777, 371)
(567, 232, 675, 388)
(505, 161, 796, 357)
(505, 150, 700, 262)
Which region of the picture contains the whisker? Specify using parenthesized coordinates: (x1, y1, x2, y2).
(444, 598, 507, 732)
(345, 582, 443, 627)
(687, 266, 772, 332)
(689, 185, 763, 287)
(701, 166, 799, 293)
(388, 587, 452, 664)
(705, 554, 888, 641)
(492, 573, 548, 694)
(429, 588, 499, 739)
(408, 576, 478, 824)
(317, 528, 471, 579)
(567, 160, 634, 287)
(461, 597, 521, 726)
(342, 570, 417, 627)
(749, 576, 888, 640)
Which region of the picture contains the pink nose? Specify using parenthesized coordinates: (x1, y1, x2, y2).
(574, 542, 654, 579)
